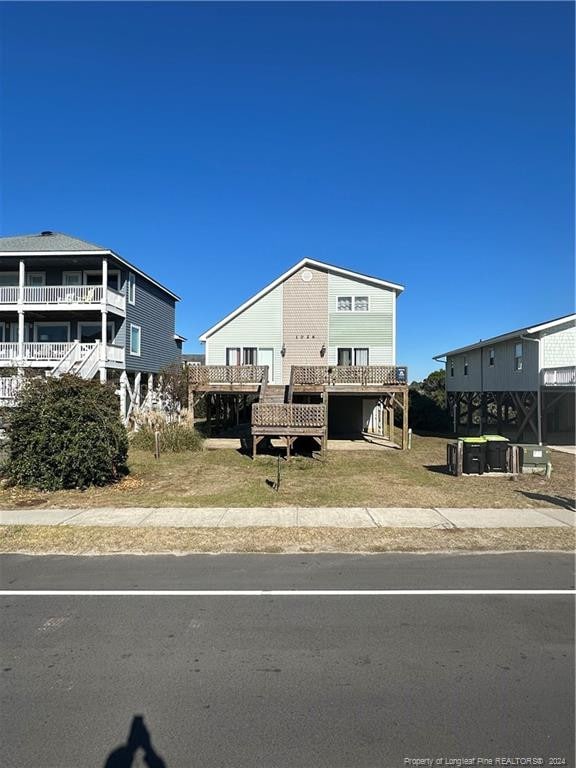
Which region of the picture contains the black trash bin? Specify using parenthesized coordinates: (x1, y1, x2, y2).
(459, 437, 487, 475)
(483, 435, 510, 472)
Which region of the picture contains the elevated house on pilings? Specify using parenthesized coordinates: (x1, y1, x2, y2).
(0, 231, 184, 422)
(434, 314, 576, 445)
(189, 258, 409, 457)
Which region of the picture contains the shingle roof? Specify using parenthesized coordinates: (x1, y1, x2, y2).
(0, 231, 108, 253)
(0, 230, 180, 301)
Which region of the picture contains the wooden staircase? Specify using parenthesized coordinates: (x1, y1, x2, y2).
(259, 384, 287, 404)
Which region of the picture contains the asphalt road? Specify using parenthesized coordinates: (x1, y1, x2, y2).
(1, 593, 573, 767)
(1, 551, 574, 590)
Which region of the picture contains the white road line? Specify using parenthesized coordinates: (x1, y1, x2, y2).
(0, 589, 573, 596)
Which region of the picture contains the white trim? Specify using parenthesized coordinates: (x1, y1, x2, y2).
(0, 248, 181, 301)
(33, 321, 71, 342)
(199, 258, 404, 341)
(392, 292, 397, 365)
(128, 271, 136, 305)
(129, 324, 141, 357)
(78, 320, 114, 345)
(527, 314, 576, 334)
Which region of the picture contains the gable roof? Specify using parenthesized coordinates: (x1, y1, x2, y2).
(200, 257, 404, 341)
(433, 313, 576, 359)
(0, 231, 180, 300)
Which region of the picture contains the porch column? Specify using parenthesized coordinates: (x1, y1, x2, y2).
(100, 257, 108, 382)
(17, 260, 25, 363)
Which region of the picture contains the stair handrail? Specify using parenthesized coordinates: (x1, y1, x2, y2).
(75, 341, 101, 380)
(258, 365, 269, 402)
(287, 367, 295, 404)
(50, 340, 80, 378)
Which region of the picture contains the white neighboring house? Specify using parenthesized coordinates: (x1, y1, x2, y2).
(435, 314, 576, 445)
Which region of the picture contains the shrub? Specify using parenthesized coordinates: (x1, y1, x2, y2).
(130, 423, 203, 453)
(2, 375, 129, 490)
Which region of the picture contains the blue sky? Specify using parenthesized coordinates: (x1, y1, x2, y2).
(1, 1, 573, 380)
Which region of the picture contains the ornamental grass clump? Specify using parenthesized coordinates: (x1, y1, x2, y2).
(2, 375, 129, 490)
(130, 422, 203, 453)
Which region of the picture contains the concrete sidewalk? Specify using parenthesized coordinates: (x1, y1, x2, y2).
(1, 506, 574, 529)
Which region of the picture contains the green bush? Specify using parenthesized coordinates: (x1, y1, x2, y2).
(2, 375, 129, 490)
(130, 423, 203, 453)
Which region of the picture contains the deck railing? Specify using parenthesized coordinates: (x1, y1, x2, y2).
(252, 403, 325, 428)
(0, 341, 124, 366)
(291, 365, 408, 387)
(0, 285, 126, 311)
(0, 375, 20, 404)
(189, 365, 269, 386)
(542, 366, 576, 387)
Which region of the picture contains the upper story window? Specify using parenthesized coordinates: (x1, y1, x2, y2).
(449, 359, 454, 377)
(489, 348, 495, 367)
(0, 272, 18, 286)
(129, 324, 141, 356)
(514, 342, 523, 371)
(128, 272, 136, 304)
(463, 357, 469, 376)
(243, 347, 257, 365)
(337, 296, 352, 312)
(337, 295, 370, 312)
(226, 347, 241, 366)
(25, 272, 46, 287)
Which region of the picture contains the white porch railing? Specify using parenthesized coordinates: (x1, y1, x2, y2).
(0, 341, 125, 367)
(0, 285, 126, 312)
(106, 288, 125, 311)
(0, 342, 20, 363)
(0, 375, 20, 404)
(0, 287, 19, 304)
(106, 344, 125, 364)
(22, 285, 104, 304)
(22, 342, 76, 361)
(542, 366, 576, 386)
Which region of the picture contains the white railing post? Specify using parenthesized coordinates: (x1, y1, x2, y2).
(17, 260, 25, 365)
(100, 257, 108, 382)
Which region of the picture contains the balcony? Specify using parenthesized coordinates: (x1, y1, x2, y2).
(0, 341, 125, 368)
(541, 366, 576, 387)
(189, 365, 269, 391)
(291, 365, 408, 390)
(0, 285, 126, 314)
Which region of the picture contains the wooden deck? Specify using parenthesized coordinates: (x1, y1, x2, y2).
(188, 364, 410, 454)
(289, 365, 408, 394)
(251, 402, 326, 458)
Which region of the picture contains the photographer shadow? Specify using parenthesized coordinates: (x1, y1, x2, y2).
(104, 716, 166, 768)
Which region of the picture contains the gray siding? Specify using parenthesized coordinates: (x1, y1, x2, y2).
(125, 273, 179, 373)
(446, 337, 539, 392)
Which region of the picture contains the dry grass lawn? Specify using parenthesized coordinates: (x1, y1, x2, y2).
(0, 435, 573, 510)
(0, 524, 572, 554)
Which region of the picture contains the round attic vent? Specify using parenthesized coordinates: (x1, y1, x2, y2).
(301, 269, 313, 282)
